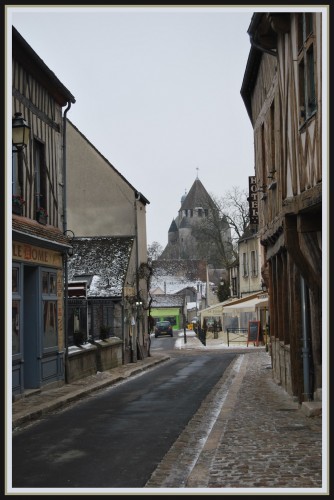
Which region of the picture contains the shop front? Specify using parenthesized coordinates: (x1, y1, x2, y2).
(222, 294, 268, 331)
(12, 239, 67, 397)
(150, 307, 181, 330)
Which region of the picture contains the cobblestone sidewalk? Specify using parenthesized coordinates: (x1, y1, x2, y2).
(145, 351, 326, 493)
(10, 334, 327, 494)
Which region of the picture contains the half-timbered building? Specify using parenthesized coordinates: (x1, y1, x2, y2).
(241, 12, 323, 403)
(11, 27, 75, 397)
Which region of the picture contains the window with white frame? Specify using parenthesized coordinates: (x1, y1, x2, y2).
(242, 252, 248, 277)
(251, 250, 258, 277)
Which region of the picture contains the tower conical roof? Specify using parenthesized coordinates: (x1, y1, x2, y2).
(180, 178, 214, 210)
(168, 219, 178, 233)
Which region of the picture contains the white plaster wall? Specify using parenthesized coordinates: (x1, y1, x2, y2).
(66, 121, 135, 237)
(239, 235, 262, 296)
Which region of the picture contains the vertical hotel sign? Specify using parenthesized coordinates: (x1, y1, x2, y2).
(248, 176, 258, 225)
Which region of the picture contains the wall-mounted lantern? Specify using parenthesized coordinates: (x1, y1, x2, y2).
(12, 112, 31, 151)
(64, 229, 75, 257)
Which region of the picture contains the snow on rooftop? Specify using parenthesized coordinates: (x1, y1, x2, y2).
(151, 260, 207, 295)
(67, 237, 134, 298)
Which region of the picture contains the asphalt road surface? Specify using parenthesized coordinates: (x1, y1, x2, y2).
(12, 344, 236, 489)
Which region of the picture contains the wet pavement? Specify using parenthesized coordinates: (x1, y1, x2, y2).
(10, 332, 327, 494)
(144, 348, 325, 494)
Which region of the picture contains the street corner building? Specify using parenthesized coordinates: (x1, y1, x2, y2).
(11, 27, 76, 397)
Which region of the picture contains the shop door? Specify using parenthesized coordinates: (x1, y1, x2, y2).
(23, 266, 40, 388)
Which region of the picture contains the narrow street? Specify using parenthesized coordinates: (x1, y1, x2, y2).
(12, 347, 236, 489)
(10, 332, 324, 493)
(8, 8, 327, 496)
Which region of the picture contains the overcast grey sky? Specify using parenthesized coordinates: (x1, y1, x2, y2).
(7, 5, 322, 248)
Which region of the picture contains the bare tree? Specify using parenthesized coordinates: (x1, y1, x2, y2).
(220, 186, 250, 244)
(191, 186, 250, 267)
(147, 241, 163, 260)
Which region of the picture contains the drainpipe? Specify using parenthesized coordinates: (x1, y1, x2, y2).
(133, 192, 141, 362)
(63, 102, 71, 383)
(121, 303, 125, 364)
(300, 276, 312, 401)
(63, 102, 71, 234)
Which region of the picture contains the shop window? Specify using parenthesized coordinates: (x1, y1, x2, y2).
(12, 300, 20, 355)
(42, 271, 57, 294)
(43, 301, 57, 348)
(12, 266, 21, 355)
(12, 267, 19, 293)
(42, 272, 48, 294)
(41, 270, 57, 349)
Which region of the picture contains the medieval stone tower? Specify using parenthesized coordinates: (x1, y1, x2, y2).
(160, 177, 232, 265)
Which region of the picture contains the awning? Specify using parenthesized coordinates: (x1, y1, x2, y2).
(199, 294, 268, 322)
(199, 302, 227, 317)
(223, 296, 268, 312)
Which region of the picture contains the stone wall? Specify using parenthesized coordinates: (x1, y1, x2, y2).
(95, 338, 123, 371)
(65, 338, 124, 383)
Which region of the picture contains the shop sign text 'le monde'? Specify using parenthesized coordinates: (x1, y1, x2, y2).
(13, 242, 63, 268)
